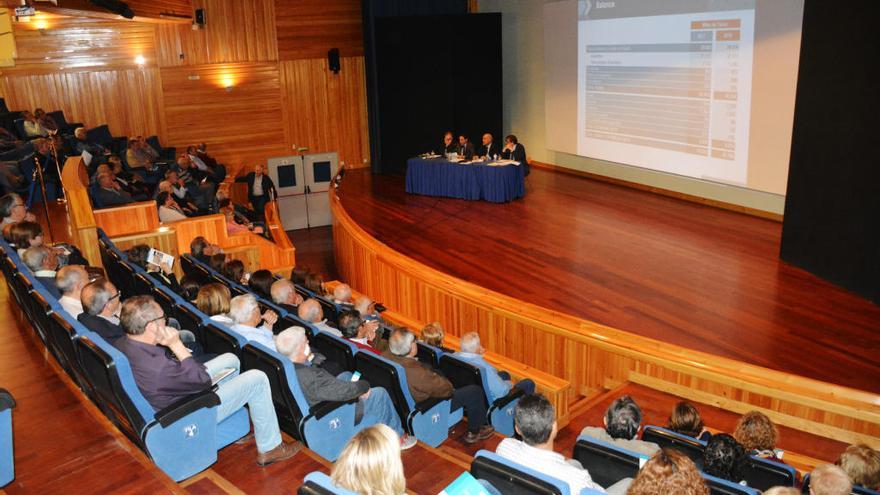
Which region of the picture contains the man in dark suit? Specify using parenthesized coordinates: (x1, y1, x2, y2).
(22, 246, 62, 299)
(478, 133, 500, 159)
(501, 134, 530, 176)
(235, 164, 276, 220)
(78, 279, 125, 343)
(441, 131, 459, 155)
(457, 135, 475, 161)
(95, 172, 134, 207)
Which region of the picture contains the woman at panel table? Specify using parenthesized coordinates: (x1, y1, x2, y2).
(501, 134, 530, 175)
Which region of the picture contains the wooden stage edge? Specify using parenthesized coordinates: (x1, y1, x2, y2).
(530, 160, 785, 222)
(329, 178, 880, 449)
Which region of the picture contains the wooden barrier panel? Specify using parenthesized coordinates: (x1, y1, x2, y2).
(330, 182, 880, 448)
(60, 156, 100, 266)
(93, 201, 160, 237)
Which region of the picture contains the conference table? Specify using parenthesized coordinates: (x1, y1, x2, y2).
(405, 156, 525, 203)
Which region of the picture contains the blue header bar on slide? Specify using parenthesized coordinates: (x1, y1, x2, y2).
(580, 0, 755, 21)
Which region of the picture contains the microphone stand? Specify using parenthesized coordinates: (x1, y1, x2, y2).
(47, 131, 65, 205)
(32, 154, 54, 244)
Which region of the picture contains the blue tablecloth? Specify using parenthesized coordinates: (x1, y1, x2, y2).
(405, 157, 525, 203)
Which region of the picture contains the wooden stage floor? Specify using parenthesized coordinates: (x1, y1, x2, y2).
(337, 168, 880, 393)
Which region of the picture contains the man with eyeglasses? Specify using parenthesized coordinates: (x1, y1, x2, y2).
(78, 279, 125, 342)
(0, 193, 36, 228)
(115, 295, 300, 466)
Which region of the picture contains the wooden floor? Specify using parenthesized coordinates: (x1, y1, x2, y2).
(337, 168, 880, 393)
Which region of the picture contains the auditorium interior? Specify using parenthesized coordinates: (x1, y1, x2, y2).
(0, 0, 877, 494)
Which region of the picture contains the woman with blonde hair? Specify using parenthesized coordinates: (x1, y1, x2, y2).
(419, 322, 454, 353)
(837, 443, 880, 491)
(196, 283, 233, 324)
(627, 448, 708, 495)
(330, 424, 406, 495)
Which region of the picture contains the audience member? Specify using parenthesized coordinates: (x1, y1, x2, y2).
(34, 108, 58, 133)
(190, 236, 221, 265)
(580, 395, 660, 456)
(303, 272, 326, 296)
(114, 295, 300, 466)
(810, 464, 854, 495)
(275, 327, 417, 450)
(383, 327, 493, 444)
(23, 246, 61, 298)
(419, 322, 450, 351)
(627, 449, 709, 495)
(454, 332, 536, 398)
(332, 283, 353, 306)
(702, 434, 746, 484)
(9, 221, 88, 266)
(270, 279, 303, 313)
(221, 203, 265, 235)
(22, 110, 48, 138)
(668, 401, 712, 441)
(95, 172, 134, 207)
(158, 178, 198, 214)
(298, 298, 341, 337)
(734, 411, 782, 461)
(222, 259, 248, 285)
(0, 193, 37, 227)
(339, 309, 381, 355)
(208, 253, 227, 273)
(157, 191, 188, 223)
(837, 444, 880, 491)
(127, 244, 182, 294)
(763, 488, 800, 495)
(72, 127, 108, 166)
(330, 424, 406, 495)
(78, 279, 124, 342)
(196, 283, 234, 325)
(248, 269, 275, 299)
(56, 265, 89, 318)
(125, 137, 153, 169)
(179, 274, 204, 302)
(291, 266, 309, 287)
(229, 294, 278, 350)
(174, 155, 215, 209)
(109, 156, 150, 199)
(234, 163, 276, 220)
(496, 394, 618, 494)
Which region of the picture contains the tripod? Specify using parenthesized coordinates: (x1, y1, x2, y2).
(47, 130, 66, 205)
(31, 154, 54, 244)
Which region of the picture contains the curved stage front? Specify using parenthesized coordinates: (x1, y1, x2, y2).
(330, 167, 880, 447)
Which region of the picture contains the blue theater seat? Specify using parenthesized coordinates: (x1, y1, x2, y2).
(298, 472, 359, 495)
(642, 425, 706, 468)
(470, 450, 605, 495)
(739, 455, 797, 490)
(354, 351, 462, 447)
(439, 353, 525, 437)
(241, 343, 359, 461)
(86, 124, 114, 148)
(202, 321, 249, 358)
(572, 435, 645, 488)
(702, 472, 760, 495)
(74, 333, 249, 481)
(46, 110, 83, 135)
(415, 341, 445, 369)
(311, 331, 358, 371)
(0, 389, 15, 487)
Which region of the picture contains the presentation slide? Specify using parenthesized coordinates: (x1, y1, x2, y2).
(544, 0, 804, 195)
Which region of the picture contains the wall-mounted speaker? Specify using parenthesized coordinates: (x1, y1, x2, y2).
(328, 48, 340, 74)
(194, 9, 206, 27)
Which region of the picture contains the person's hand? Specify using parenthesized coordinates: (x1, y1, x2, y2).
(253, 226, 264, 234)
(262, 309, 278, 326)
(364, 320, 379, 339)
(160, 260, 173, 274)
(155, 325, 181, 347)
(359, 389, 371, 400)
(24, 212, 36, 222)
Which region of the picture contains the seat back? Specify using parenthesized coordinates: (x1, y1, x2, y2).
(175, 303, 208, 342)
(47, 312, 92, 392)
(470, 450, 572, 495)
(133, 272, 155, 297)
(87, 124, 113, 147)
(572, 435, 643, 488)
(300, 472, 359, 495)
(354, 351, 414, 423)
(703, 472, 760, 495)
(13, 118, 26, 140)
(740, 455, 797, 490)
(642, 426, 706, 468)
(179, 254, 197, 277)
(311, 332, 357, 371)
(116, 262, 139, 299)
(202, 322, 246, 357)
(0, 388, 15, 488)
(240, 344, 306, 438)
(415, 342, 443, 368)
(439, 354, 490, 405)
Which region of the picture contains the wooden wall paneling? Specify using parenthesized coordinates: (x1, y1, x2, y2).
(110, 229, 181, 276)
(329, 187, 880, 448)
(59, 157, 100, 266)
(275, 0, 363, 60)
(155, 0, 278, 67)
(280, 57, 370, 169)
(160, 62, 288, 168)
(170, 214, 230, 255)
(93, 202, 161, 237)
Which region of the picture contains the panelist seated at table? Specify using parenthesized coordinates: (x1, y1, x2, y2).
(457, 135, 475, 161)
(502, 134, 530, 176)
(440, 131, 459, 155)
(478, 133, 500, 159)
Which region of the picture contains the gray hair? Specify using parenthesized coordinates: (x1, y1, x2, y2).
(120, 295, 162, 336)
(82, 279, 116, 316)
(297, 298, 322, 323)
(810, 464, 853, 495)
(229, 294, 258, 324)
(460, 332, 481, 353)
(388, 328, 415, 357)
(605, 395, 643, 440)
(0, 193, 22, 218)
(275, 326, 307, 359)
(354, 295, 372, 316)
(56, 265, 87, 295)
(22, 246, 51, 272)
(271, 279, 295, 305)
(333, 283, 351, 302)
(514, 394, 555, 446)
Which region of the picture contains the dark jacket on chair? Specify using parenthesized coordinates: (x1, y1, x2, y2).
(78, 313, 125, 343)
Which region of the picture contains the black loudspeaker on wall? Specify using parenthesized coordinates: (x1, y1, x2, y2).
(328, 48, 341, 74)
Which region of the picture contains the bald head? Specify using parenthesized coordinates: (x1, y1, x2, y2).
(56, 265, 88, 297)
(333, 283, 352, 304)
(354, 295, 372, 317)
(297, 298, 323, 323)
(460, 332, 482, 354)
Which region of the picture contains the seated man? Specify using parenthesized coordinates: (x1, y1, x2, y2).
(126, 244, 183, 295)
(78, 279, 124, 342)
(229, 294, 278, 350)
(453, 332, 535, 398)
(441, 131, 459, 155)
(338, 310, 380, 355)
(114, 295, 300, 466)
(22, 246, 61, 298)
(73, 127, 108, 168)
(298, 298, 342, 337)
(275, 327, 417, 450)
(332, 283, 354, 307)
(497, 394, 624, 494)
(95, 172, 134, 207)
(190, 236, 222, 265)
(478, 133, 499, 159)
(173, 156, 214, 210)
(580, 395, 660, 457)
(56, 265, 89, 318)
(458, 135, 475, 161)
(501, 134, 529, 175)
(383, 328, 494, 444)
(270, 279, 303, 314)
(810, 464, 853, 495)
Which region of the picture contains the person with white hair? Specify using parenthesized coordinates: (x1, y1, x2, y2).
(275, 327, 416, 450)
(56, 265, 89, 318)
(23, 245, 61, 298)
(229, 294, 278, 351)
(297, 298, 342, 337)
(810, 464, 854, 495)
(332, 283, 353, 307)
(270, 279, 303, 313)
(454, 332, 536, 399)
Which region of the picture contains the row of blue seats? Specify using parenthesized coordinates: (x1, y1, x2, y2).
(0, 388, 14, 488)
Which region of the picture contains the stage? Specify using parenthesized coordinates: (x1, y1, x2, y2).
(335, 167, 880, 395)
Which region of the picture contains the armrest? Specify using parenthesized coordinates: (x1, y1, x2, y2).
(309, 398, 358, 420)
(491, 387, 525, 410)
(414, 396, 449, 414)
(154, 389, 220, 427)
(0, 388, 15, 410)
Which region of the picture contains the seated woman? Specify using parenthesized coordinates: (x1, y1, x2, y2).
(668, 402, 712, 442)
(222, 259, 249, 286)
(702, 434, 747, 485)
(179, 273, 205, 303)
(303, 272, 327, 297)
(196, 283, 234, 325)
(127, 244, 182, 294)
(733, 411, 783, 462)
(157, 191, 188, 223)
(248, 269, 275, 300)
(837, 444, 880, 492)
(220, 200, 267, 238)
(419, 321, 455, 353)
(330, 424, 406, 495)
(628, 449, 708, 495)
(9, 221, 89, 266)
